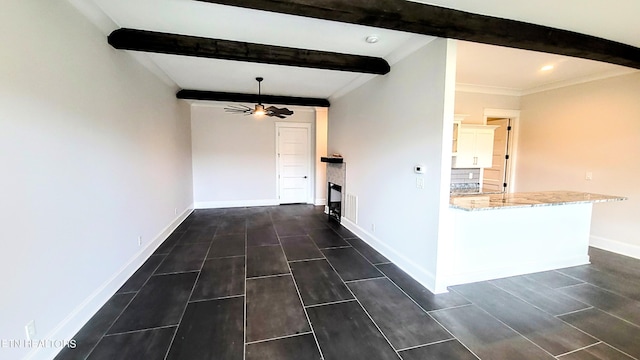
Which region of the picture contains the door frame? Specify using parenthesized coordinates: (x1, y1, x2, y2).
(483, 108, 520, 193)
(275, 122, 314, 204)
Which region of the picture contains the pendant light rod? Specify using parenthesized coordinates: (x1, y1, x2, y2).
(256, 77, 263, 105)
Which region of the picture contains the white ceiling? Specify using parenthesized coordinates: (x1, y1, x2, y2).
(73, 0, 639, 100)
(455, 41, 635, 95)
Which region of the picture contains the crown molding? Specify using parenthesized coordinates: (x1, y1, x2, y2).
(455, 83, 522, 96)
(521, 68, 639, 95)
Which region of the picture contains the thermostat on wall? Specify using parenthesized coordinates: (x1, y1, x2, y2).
(414, 165, 425, 174)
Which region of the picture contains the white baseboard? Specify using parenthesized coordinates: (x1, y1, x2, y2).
(31, 206, 193, 360)
(340, 217, 437, 293)
(590, 235, 640, 260)
(194, 199, 279, 209)
(443, 255, 590, 288)
(314, 198, 327, 206)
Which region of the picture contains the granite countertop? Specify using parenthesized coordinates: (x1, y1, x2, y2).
(450, 191, 627, 211)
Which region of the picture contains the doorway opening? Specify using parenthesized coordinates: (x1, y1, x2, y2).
(482, 109, 520, 193)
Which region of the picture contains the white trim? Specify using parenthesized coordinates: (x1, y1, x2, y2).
(341, 217, 438, 293)
(457, 69, 638, 96)
(275, 122, 314, 205)
(590, 235, 640, 260)
(31, 206, 193, 360)
(195, 199, 279, 209)
(314, 198, 327, 206)
(456, 83, 523, 96)
(483, 108, 521, 193)
(443, 255, 590, 288)
(521, 68, 638, 95)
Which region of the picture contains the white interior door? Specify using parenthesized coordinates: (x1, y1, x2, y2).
(483, 118, 510, 192)
(277, 123, 311, 204)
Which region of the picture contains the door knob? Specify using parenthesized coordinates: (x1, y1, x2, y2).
(303, 176, 308, 179)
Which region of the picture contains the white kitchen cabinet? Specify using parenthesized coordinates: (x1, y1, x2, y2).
(452, 125, 498, 168)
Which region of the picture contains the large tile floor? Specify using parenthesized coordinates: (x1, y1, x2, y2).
(55, 205, 640, 360)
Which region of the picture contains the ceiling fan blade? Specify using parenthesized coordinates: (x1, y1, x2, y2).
(226, 103, 251, 109)
(265, 106, 294, 117)
(225, 108, 251, 114)
(225, 104, 253, 115)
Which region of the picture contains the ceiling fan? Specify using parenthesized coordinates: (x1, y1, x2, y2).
(224, 77, 294, 119)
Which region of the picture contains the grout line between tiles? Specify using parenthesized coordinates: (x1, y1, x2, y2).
(427, 303, 473, 314)
(318, 245, 353, 250)
(304, 299, 358, 309)
(162, 234, 212, 360)
(343, 276, 386, 284)
(276, 215, 326, 360)
(446, 286, 560, 359)
(487, 278, 591, 318)
(246, 272, 291, 281)
(322, 253, 402, 359)
(82, 291, 138, 359)
(152, 269, 200, 276)
(245, 331, 314, 345)
(206, 254, 246, 260)
(555, 341, 603, 358)
(555, 306, 594, 317)
(188, 294, 244, 303)
(287, 257, 327, 263)
(379, 278, 480, 360)
(104, 324, 178, 338)
(395, 337, 457, 353)
(243, 219, 248, 360)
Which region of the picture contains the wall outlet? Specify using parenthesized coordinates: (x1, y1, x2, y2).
(416, 177, 425, 189)
(25, 320, 36, 340)
(137, 236, 142, 246)
(585, 171, 593, 181)
(371, 223, 376, 233)
(468, 172, 474, 179)
(174, 208, 178, 215)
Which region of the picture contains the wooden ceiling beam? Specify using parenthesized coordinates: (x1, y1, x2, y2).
(196, 0, 640, 70)
(176, 89, 331, 107)
(108, 28, 390, 75)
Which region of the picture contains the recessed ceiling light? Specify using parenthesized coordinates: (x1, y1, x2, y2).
(540, 65, 554, 71)
(365, 35, 379, 44)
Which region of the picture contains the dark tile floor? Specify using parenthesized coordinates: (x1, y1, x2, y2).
(55, 205, 640, 360)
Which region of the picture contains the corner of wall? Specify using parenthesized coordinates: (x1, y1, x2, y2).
(341, 218, 437, 292)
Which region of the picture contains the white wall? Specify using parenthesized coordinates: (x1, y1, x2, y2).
(328, 38, 456, 292)
(0, 2, 193, 359)
(517, 72, 640, 257)
(454, 91, 521, 123)
(191, 104, 316, 208)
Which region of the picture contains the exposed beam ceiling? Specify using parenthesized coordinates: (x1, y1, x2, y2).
(108, 28, 390, 75)
(177, 89, 331, 107)
(196, 0, 640, 70)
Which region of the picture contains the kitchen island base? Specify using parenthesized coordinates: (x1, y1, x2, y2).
(445, 202, 593, 288)
(446, 203, 593, 285)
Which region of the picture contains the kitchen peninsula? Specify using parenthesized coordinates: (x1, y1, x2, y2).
(445, 191, 626, 287)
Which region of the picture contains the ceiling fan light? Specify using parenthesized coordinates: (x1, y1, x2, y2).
(254, 104, 266, 116)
